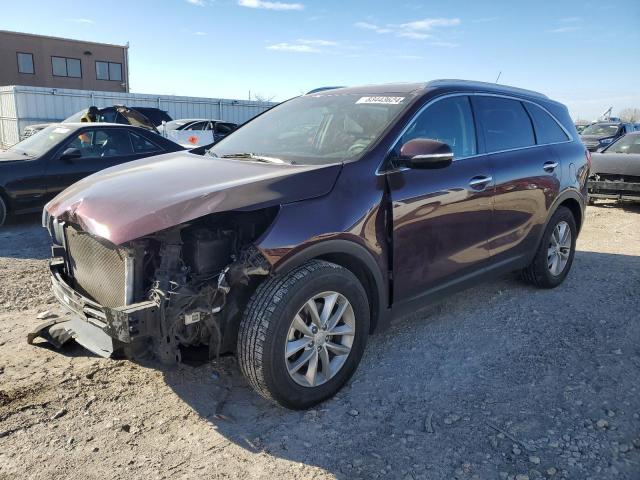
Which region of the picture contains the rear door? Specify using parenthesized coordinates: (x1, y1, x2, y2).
(44, 127, 141, 201)
(472, 96, 565, 263)
(387, 95, 494, 303)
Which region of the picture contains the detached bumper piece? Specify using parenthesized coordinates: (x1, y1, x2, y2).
(588, 179, 640, 201)
(27, 259, 158, 358)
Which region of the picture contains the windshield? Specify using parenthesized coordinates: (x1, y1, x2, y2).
(605, 134, 640, 154)
(9, 125, 74, 157)
(208, 93, 410, 165)
(164, 119, 199, 130)
(581, 124, 619, 137)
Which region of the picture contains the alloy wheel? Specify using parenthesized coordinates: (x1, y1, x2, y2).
(547, 220, 572, 276)
(284, 291, 355, 387)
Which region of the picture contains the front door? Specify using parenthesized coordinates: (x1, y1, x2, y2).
(387, 95, 494, 303)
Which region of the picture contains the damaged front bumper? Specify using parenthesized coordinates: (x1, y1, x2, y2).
(588, 179, 640, 201)
(27, 259, 158, 358)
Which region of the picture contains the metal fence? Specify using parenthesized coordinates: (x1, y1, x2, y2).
(0, 85, 276, 148)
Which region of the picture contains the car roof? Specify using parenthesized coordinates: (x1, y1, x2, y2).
(309, 79, 549, 100)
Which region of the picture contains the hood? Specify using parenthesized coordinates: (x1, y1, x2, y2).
(46, 151, 342, 245)
(591, 153, 640, 177)
(0, 150, 26, 163)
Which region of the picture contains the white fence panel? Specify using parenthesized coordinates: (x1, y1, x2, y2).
(0, 85, 275, 148)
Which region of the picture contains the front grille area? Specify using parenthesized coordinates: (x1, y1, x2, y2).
(65, 226, 132, 308)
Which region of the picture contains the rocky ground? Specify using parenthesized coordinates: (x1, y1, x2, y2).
(0, 202, 639, 480)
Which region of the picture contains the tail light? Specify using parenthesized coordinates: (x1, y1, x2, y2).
(585, 149, 592, 170)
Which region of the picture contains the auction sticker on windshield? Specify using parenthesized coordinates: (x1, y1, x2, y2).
(356, 96, 405, 105)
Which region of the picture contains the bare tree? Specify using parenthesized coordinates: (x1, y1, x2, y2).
(252, 92, 276, 103)
(619, 108, 640, 122)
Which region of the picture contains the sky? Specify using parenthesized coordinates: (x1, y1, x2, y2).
(1, 0, 639, 120)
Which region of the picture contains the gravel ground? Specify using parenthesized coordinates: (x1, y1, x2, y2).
(0, 203, 639, 480)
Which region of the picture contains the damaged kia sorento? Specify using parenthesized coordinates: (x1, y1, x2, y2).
(36, 80, 589, 409)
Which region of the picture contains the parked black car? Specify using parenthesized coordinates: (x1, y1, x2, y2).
(0, 123, 183, 225)
(38, 80, 589, 409)
(588, 131, 640, 202)
(580, 121, 639, 152)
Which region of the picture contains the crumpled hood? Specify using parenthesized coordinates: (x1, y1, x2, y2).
(46, 151, 342, 245)
(591, 153, 640, 177)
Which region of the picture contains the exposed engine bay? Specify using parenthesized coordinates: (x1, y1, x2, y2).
(34, 207, 278, 364)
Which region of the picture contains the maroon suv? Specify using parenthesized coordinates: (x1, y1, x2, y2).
(37, 80, 589, 409)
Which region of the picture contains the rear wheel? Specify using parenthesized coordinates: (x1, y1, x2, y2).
(0, 197, 7, 226)
(521, 206, 577, 288)
(237, 260, 370, 409)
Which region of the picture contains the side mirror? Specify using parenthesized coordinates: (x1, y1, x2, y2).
(60, 147, 82, 162)
(399, 139, 453, 169)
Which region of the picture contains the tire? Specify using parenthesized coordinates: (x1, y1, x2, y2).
(521, 206, 577, 288)
(238, 260, 370, 409)
(0, 196, 7, 227)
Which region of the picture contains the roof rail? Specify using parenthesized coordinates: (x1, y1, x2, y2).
(426, 79, 548, 99)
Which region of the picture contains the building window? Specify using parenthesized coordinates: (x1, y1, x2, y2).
(96, 61, 123, 81)
(52, 56, 82, 78)
(17, 52, 35, 74)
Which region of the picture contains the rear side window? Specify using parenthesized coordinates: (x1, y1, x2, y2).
(524, 103, 569, 144)
(215, 122, 237, 135)
(130, 131, 162, 153)
(475, 97, 535, 152)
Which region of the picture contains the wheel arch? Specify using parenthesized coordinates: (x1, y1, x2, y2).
(271, 239, 390, 334)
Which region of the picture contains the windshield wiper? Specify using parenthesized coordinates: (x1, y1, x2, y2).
(220, 152, 288, 164)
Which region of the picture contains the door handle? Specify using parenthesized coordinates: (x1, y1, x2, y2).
(468, 175, 493, 190)
(543, 161, 559, 172)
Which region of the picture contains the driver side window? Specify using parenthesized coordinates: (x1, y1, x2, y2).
(401, 96, 477, 159)
(65, 129, 134, 159)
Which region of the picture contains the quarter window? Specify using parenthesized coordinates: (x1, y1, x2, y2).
(475, 97, 535, 152)
(400, 96, 477, 159)
(96, 61, 123, 81)
(52, 56, 81, 78)
(524, 103, 569, 144)
(17, 52, 34, 74)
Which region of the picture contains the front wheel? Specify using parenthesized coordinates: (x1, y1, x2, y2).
(237, 260, 370, 409)
(521, 206, 577, 288)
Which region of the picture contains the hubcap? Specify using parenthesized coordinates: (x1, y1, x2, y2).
(284, 291, 355, 388)
(547, 220, 572, 276)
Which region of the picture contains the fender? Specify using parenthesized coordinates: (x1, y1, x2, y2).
(270, 238, 391, 333)
(531, 187, 586, 261)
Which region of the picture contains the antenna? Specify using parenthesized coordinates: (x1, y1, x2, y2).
(495, 71, 502, 83)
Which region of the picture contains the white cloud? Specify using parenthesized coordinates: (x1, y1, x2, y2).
(297, 38, 338, 46)
(549, 26, 580, 33)
(186, 0, 205, 5)
(398, 31, 431, 40)
(267, 42, 320, 53)
(399, 17, 460, 30)
(430, 41, 459, 48)
(238, 0, 304, 11)
(194, 31, 207, 36)
(66, 18, 94, 24)
(355, 17, 459, 41)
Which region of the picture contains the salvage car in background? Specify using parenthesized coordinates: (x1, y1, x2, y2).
(0, 123, 183, 225)
(588, 131, 640, 202)
(20, 105, 171, 140)
(157, 118, 238, 147)
(37, 80, 588, 409)
(580, 121, 639, 152)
